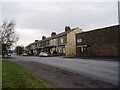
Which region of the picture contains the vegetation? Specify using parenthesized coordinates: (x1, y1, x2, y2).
(2, 61, 52, 88)
(15, 46, 24, 55)
(0, 20, 18, 57)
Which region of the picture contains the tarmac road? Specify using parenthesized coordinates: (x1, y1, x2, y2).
(9, 55, 119, 86)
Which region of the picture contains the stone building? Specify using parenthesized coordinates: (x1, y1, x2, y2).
(25, 26, 83, 56)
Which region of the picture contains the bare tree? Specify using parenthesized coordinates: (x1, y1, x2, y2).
(0, 20, 18, 57)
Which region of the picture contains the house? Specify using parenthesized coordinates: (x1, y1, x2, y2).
(66, 27, 83, 56)
(45, 26, 83, 56)
(25, 41, 37, 55)
(76, 25, 119, 57)
(25, 45, 30, 54)
(25, 26, 83, 56)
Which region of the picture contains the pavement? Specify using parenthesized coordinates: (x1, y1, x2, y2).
(63, 56, 119, 61)
(6, 55, 119, 86)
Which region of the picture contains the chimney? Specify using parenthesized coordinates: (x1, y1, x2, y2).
(65, 26, 71, 32)
(35, 40, 38, 42)
(51, 32, 56, 37)
(42, 36, 46, 40)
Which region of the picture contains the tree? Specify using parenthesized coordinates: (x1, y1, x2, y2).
(2, 43, 8, 56)
(0, 20, 18, 57)
(15, 46, 24, 55)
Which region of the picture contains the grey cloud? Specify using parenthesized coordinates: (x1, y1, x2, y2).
(2, 2, 118, 32)
(1, 1, 118, 46)
(15, 2, 118, 31)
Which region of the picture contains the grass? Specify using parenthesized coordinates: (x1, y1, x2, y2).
(2, 61, 52, 88)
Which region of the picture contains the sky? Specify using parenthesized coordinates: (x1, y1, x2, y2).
(0, 0, 119, 47)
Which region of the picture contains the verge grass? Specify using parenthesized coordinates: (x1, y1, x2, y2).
(2, 61, 52, 88)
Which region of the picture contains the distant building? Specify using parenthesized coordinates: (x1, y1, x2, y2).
(76, 25, 119, 57)
(25, 26, 83, 56)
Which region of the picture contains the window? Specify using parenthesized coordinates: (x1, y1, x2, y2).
(77, 38, 83, 43)
(60, 38, 63, 43)
(50, 40, 52, 45)
(54, 39, 56, 45)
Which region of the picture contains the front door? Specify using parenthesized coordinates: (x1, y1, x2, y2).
(79, 47, 88, 56)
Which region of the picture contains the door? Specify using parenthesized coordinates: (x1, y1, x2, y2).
(79, 47, 88, 56)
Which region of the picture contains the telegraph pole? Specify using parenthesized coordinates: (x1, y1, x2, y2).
(118, 0, 120, 26)
(118, 0, 120, 88)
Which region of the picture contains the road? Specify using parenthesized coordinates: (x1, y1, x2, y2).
(8, 55, 119, 86)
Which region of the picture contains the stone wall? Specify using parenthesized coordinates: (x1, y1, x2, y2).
(66, 28, 83, 56)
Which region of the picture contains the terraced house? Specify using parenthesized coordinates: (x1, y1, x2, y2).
(25, 26, 83, 56)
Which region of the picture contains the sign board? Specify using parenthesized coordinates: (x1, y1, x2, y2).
(77, 38, 82, 43)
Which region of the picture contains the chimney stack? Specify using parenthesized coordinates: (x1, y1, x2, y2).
(42, 36, 46, 40)
(35, 40, 38, 42)
(65, 26, 71, 32)
(51, 32, 56, 37)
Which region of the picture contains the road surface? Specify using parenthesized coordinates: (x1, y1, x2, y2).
(8, 55, 119, 86)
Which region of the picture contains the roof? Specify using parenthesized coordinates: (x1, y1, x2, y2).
(37, 27, 81, 42)
(89, 25, 118, 32)
(26, 27, 82, 46)
(76, 25, 119, 35)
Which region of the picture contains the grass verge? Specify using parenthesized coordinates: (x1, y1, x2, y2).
(2, 61, 52, 88)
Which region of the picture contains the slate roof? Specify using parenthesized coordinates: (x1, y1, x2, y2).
(37, 27, 80, 42)
(27, 27, 82, 46)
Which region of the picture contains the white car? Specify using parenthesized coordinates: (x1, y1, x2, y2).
(39, 52, 48, 57)
(8, 53, 11, 57)
(23, 53, 28, 56)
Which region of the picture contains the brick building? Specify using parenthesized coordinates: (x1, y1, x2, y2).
(76, 25, 119, 57)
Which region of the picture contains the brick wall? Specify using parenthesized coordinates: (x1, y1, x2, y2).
(76, 25, 119, 56)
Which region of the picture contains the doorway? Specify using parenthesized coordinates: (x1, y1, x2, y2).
(77, 45, 88, 56)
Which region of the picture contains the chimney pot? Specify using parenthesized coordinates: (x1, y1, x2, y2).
(65, 26, 71, 32)
(51, 32, 56, 36)
(35, 40, 38, 42)
(42, 36, 46, 40)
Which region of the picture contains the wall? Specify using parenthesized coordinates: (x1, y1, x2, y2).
(76, 25, 119, 56)
(66, 28, 83, 56)
(58, 35, 67, 44)
(49, 38, 59, 54)
(91, 43, 119, 56)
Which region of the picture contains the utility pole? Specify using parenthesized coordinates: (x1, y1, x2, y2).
(118, 0, 120, 26)
(118, 1, 120, 88)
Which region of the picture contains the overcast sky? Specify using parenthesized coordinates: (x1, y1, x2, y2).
(1, 0, 119, 47)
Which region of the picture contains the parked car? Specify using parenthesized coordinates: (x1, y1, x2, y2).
(23, 53, 28, 56)
(12, 53, 16, 55)
(8, 53, 11, 57)
(39, 52, 48, 57)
